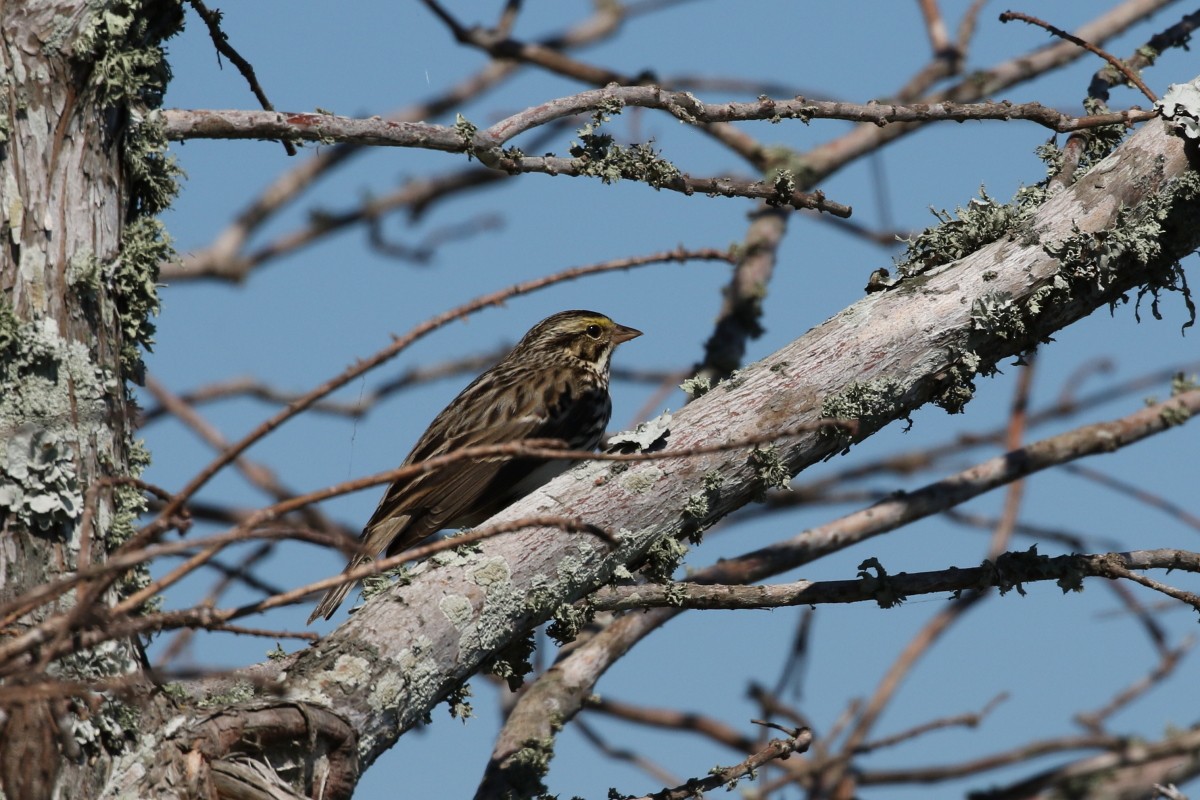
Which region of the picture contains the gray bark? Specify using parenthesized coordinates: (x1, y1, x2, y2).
(0, 3, 180, 799)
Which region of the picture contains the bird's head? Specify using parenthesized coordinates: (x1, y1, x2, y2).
(518, 310, 641, 375)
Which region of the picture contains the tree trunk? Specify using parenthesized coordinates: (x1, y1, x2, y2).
(0, 3, 180, 799)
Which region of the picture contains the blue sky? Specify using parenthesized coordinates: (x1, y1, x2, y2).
(147, 3, 1200, 798)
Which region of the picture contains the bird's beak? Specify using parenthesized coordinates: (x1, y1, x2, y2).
(612, 323, 642, 344)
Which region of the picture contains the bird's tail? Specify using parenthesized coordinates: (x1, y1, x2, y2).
(307, 552, 371, 624)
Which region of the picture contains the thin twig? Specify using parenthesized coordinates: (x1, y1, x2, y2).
(999, 10, 1158, 102)
(186, 0, 296, 155)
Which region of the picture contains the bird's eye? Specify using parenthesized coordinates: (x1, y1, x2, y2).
(585, 324, 602, 339)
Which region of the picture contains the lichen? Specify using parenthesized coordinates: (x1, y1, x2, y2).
(618, 466, 663, 495)
(470, 556, 512, 588)
(438, 593, 474, 629)
(894, 188, 1023, 278)
(1044, 169, 1200, 330)
(0, 317, 110, 534)
(682, 491, 709, 520)
(499, 736, 556, 799)
(546, 597, 595, 645)
(681, 473, 716, 547)
(69, 2, 184, 379)
(970, 290, 1025, 339)
(569, 132, 680, 188)
(856, 557, 907, 609)
(109, 216, 172, 378)
(568, 105, 680, 189)
(454, 113, 479, 157)
(748, 445, 790, 499)
(124, 109, 185, 217)
(606, 412, 672, 453)
(640, 535, 688, 584)
(55, 640, 143, 754)
(932, 348, 982, 415)
(679, 375, 712, 398)
(1157, 77, 1200, 139)
(719, 368, 747, 391)
(105, 439, 154, 601)
(445, 682, 474, 721)
(361, 565, 412, 601)
(820, 378, 908, 445)
(481, 631, 536, 692)
(196, 680, 255, 709)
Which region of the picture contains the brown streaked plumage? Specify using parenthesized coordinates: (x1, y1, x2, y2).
(308, 310, 641, 623)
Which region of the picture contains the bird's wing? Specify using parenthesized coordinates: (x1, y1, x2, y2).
(366, 421, 536, 557)
(366, 371, 585, 558)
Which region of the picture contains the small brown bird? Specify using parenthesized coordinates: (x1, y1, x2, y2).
(308, 310, 641, 623)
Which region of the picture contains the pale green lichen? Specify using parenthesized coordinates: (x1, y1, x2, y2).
(970, 290, 1024, 339)
(569, 133, 680, 188)
(640, 535, 688, 584)
(196, 680, 255, 709)
(0, 317, 110, 533)
(71, 1, 182, 107)
(482, 631, 536, 692)
(360, 636, 434, 751)
(1044, 169, 1200, 330)
(72, 0, 184, 219)
(680, 375, 712, 398)
(55, 640, 143, 753)
(894, 188, 1021, 277)
(769, 167, 797, 203)
(1171, 372, 1199, 396)
(933, 349, 983, 415)
(470, 556, 511, 588)
(499, 736, 556, 799)
(569, 105, 680, 189)
(367, 670, 407, 735)
(820, 378, 908, 444)
(682, 491, 709, 520)
(719, 368, 747, 391)
(619, 466, 663, 494)
(1156, 373, 1196, 426)
(361, 564, 412, 601)
(438, 593, 474, 629)
(110, 216, 172, 377)
(445, 682, 474, 721)
(69, 2, 184, 381)
(1158, 78, 1200, 139)
(748, 445, 790, 494)
(606, 412, 672, 453)
(1035, 107, 1126, 184)
(683, 473, 718, 544)
(454, 113, 479, 158)
(67, 248, 104, 291)
(546, 597, 595, 645)
(124, 109, 185, 216)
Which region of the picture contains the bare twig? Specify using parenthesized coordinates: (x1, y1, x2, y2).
(628, 729, 812, 800)
(185, 0, 296, 156)
(590, 549, 1200, 613)
(1074, 637, 1194, 732)
(999, 9, 1158, 101)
